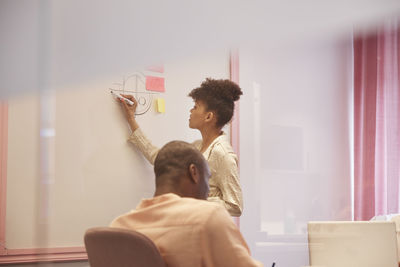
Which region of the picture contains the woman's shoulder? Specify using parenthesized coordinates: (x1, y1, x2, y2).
(192, 139, 202, 150)
(209, 135, 237, 161)
(212, 134, 234, 153)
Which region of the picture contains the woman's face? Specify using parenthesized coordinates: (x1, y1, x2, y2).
(189, 100, 208, 129)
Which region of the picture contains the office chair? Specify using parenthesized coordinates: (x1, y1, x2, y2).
(84, 227, 165, 267)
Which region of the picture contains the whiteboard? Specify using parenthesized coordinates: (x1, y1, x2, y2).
(5, 52, 230, 249)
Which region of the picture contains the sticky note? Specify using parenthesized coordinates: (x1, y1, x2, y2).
(146, 76, 165, 92)
(156, 98, 165, 113)
(146, 65, 164, 73)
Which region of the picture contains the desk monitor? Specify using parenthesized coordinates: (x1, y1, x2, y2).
(308, 221, 398, 267)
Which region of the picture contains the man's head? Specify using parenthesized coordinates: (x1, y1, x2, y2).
(154, 141, 210, 199)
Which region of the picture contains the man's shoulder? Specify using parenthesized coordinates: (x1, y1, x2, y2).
(175, 197, 229, 220)
(110, 195, 230, 228)
(179, 197, 223, 210)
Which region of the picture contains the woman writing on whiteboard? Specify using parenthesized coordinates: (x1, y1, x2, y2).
(118, 78, 243, 216)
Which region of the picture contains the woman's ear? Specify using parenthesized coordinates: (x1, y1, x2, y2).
(205, 111, 214, 123)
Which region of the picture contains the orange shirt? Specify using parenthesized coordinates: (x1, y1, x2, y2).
(110, 193, 262, 267)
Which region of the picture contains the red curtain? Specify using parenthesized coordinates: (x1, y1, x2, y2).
(354, 21, 400, 220)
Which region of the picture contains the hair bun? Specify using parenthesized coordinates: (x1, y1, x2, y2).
(205, 78, 243, 102)
(225, 81, 242, 102)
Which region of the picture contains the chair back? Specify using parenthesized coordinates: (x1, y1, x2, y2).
(84, 227, 165, 267)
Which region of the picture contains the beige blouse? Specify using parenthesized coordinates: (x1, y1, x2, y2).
(128, 128, 243, 216)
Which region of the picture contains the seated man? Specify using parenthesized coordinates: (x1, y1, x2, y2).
(110, 140, 262, 267)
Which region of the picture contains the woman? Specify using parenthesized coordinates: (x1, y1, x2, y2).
(119, 78, 243, 216)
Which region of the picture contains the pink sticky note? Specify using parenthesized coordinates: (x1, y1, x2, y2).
(146, 65, 164, 73)
(146, 76, 165, 92)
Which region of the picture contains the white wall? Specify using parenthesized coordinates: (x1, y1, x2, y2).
(239, 35, 353, 267)
(4, 50, 229, 251)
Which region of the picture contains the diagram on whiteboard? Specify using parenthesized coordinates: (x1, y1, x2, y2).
(109, 70, 165, 115)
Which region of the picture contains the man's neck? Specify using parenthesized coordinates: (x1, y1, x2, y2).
(154, 187, 180, 197)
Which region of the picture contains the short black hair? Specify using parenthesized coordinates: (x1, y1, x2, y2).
(154, 141, 206, 186)
(188, 78, 243, 128)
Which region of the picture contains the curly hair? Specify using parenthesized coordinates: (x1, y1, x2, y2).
(188, 78, 243, 128)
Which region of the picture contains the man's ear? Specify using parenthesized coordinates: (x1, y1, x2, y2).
(188, 163, 200, 184)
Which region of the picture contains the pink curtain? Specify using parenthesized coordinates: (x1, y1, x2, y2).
(354, 21, 400, 221)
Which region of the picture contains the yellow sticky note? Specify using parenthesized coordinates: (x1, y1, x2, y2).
(156, 98, 165, 113)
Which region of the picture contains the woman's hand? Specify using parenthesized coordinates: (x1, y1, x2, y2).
(118, 94, 139, 131)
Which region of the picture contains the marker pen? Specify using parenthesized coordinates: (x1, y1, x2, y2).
(110, 90, 134, 106)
